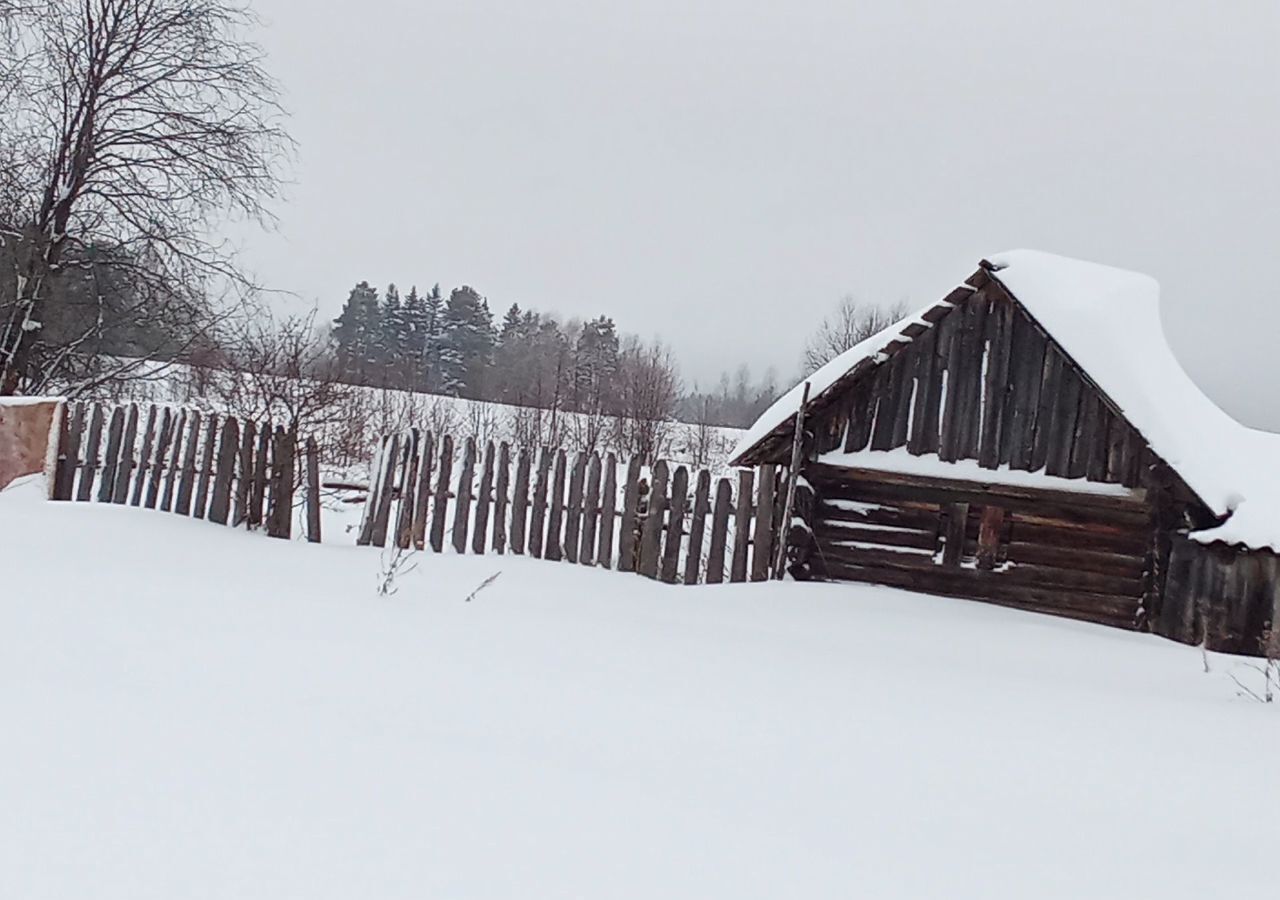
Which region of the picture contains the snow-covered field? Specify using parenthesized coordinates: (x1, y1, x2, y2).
(3, 484, 1279, 899)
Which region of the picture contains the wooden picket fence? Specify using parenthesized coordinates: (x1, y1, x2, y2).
(357, 429, 788, 584)
(50, 400, 322, 541)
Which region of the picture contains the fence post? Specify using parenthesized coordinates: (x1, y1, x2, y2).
(305, 435, 322, 544)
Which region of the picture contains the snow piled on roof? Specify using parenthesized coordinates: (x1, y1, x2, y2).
(733, 249, 1280, 552)
(989, 250, 1280, 551)
(729, 297, 962, 463)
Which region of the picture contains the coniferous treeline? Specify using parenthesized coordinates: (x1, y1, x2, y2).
(330, 279, 781, 431)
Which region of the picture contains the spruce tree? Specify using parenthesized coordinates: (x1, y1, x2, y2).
(441, 285, 496, 398)
(332, 281, 381, 383)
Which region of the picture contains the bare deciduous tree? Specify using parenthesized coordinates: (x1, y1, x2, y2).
(614, 338, 680, 464)
(0, 0, 290, 395)
(802, 296, 909, 372)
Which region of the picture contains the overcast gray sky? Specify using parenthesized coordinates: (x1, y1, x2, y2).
(238, 0, 1279, 429)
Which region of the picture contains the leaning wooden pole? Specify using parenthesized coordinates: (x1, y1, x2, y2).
(773, 381, 811, 580)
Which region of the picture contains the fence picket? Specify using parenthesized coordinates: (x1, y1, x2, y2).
(193, 414, 219, 519)
(267, 427, 295, 539)
(207, 417, 240, 525)
(730, 469, 754, 583)
(562, 452, 586, 563)
(97, 407, 125, 503)
(305, 436, 322, 543)
(597, 454, 617, 568)
(638, 461, 668, 579)
(77, 404, 104, 502)
(110, 404, 139, 504)
(661, 465, 688, 583)
(369, 432, 402, 547)
(706, 477, 732, 584)
(54, 401, 85, 500)
(130, 405, 157, 506)
(158, 412, 184, 509)
(616, 456, 642, 572)
(147, 409, 175, 509)
(510, 448, 530, 554)
(395, 430, 421, 549)
(233, 420, 256, 526)
(579, 454, 601, 566)
(528, 449, 551, 559)
(684, 470, 711, 585)
(545, 450, 567, 562)
(249, 420, 271, 526)
(430, 435, 453, 553)
(411, 432, 435, 550)
(452, 438, 476, 553)
(492, 442, 510, 554)
(174, 411, 200, 514)
(473, 442, 495, 554)
(751, 464, 777, 581)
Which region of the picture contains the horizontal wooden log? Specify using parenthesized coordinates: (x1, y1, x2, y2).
(1004, 541, 1146, 579)
(805, 461, 1149, 517)
(816, 523, 939, 552)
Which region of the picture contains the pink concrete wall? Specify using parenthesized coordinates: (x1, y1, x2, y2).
(0, 399, 63, 495)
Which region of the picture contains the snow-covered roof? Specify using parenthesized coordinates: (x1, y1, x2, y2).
(732, 250, 1280, 552)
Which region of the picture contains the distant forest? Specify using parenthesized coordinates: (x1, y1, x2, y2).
(324, 280, 782, 429)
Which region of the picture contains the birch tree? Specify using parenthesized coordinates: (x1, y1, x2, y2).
(0, 0, 290, 395)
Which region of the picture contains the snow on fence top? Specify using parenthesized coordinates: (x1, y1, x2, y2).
(732, 249, 1280, 552)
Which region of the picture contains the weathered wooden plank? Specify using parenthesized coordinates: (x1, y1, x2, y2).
(267, 427, 296, 539)
(370, 432, 402, 548)
(684, 470, 712, 585)
(616, 456, 642, 572)
(356, 436, 388, 546)
(975, 505, 1005, 570)
(935, 307, 965, 462)
(751, 464, 777, 581)
(598, 454, 618, 568)
(1029, 345, 1063, 472)
(907, 328, 938, 456)
(233, 420, 256, 526)
(171, 411, 198, 513)
(109, 404, 140, 504)
(961, 294, 990, 459)
(395, 430, 421, 549)
(52, 401, 84, 500)
(1069, 391, 1101, 480)
(492, 442, 510, 554)
(1005, 541, 1146, 579)
(192, 414, 219, 519)
(97, 407, 125, 503)
(579, 453, 602, 566)
(843, 378, 875, 454)
(638, 461, 669, 579)
(207, 417, 240, 525)
(305, 436, 322, 543)
(156, 409, 181, 509)
(562, 452, 586, 563)
(528, 448, 552, 559)
(980, 298, 1012, 468)
(1009, 313, 1047, 470)
(452, 438, 477, 553)
(411, 432, 435, 550)
(941, 501, 970, 567)
(543, 449, 568, 561)
(509, 447, 530, 554)
(247, 419, 271, 526)
(661, 465, 689, 583)
(76, 404, 105, 501)
(1046, 364, 1083, 477)
(429, 434, 454, 553)
(130, 405, 157, 506)
(706, 477, 732, 584)
(730, 469, 755, 583)
(817, 523, 939, 551)
(868, 362, 898, 452)
(472, 441, 495, 555)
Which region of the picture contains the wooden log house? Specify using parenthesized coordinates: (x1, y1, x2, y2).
(732, 250, 1280, 656)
